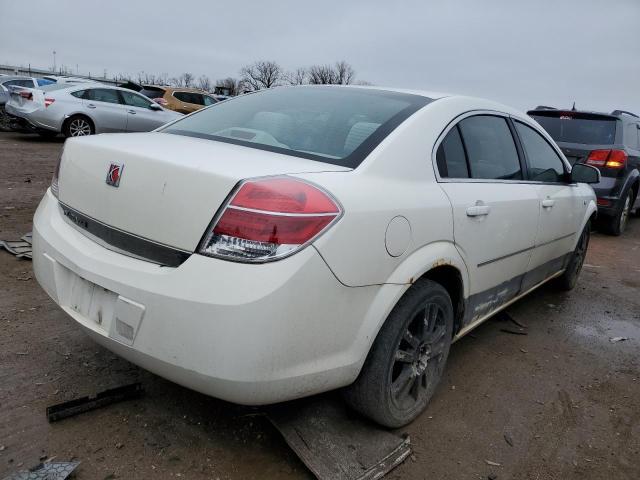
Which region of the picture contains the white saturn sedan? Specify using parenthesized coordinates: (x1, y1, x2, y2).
(32, 86, 600, 427)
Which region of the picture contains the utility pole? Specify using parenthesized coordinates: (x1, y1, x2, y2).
(52, 50, 56, 73)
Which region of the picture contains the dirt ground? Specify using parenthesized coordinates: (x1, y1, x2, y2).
(1, 131, 639, 480)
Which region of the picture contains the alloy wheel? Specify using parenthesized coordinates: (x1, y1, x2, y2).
(619, 194, 631, 233)
(390, 302, 448, 411)
(69, 118, 92, 136)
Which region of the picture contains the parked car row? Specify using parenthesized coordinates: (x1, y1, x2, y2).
(3, 75, 222, 138)
(5, 84, 181, 137)
(528, 107, 640, 235)
(118, 81, 219, 114)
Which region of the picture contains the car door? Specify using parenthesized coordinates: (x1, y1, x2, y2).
(513, 120, 583, 289)
(435, 114, 540, 324)
(119, 90, 166, 132)
(83, 88, 128, 133)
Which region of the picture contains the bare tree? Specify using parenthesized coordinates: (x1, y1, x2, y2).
(215, 77, 242, 96)
(308, 61, 357, 85)
(197, 75, 212, 92)
(334, 61, 355, 85)
(239, 61, 283, 91)
(181, 72, 194, 87)
(308, 64, 336, 85)
(285, 67, 308, 85)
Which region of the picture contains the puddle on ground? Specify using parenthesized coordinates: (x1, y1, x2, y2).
(573, 316, 639, 344)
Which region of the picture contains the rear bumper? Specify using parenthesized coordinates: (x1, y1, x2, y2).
(33, 190, 381, 404)
(5, 103, 61, 132)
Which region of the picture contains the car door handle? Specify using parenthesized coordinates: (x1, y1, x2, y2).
(542, 199, 555, 208)
(466, 204, 491, 217)
(87, 103, 96, 109)
(127, 110, 136, 114)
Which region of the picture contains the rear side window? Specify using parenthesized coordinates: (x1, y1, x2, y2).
(624, 123, 640, 149)
(85, 88, 121, 104)
(436, 126, 469, 178)
(173, 91, 197, 104)
(140, 87, 165, 100)
(458, 115, 522, 180)
(530, 112, 617, 145)
(70, 90, 86, 99)
(515, 121, 566, 182)
(3, 79, 33, 88)
(203, 95, 217, 106)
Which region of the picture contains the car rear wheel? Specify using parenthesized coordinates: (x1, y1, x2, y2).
(63, 115, 94, 138)
(555, 221, 590, 291)
(600, 190, 632, 236)
(343, 279, 454, 428)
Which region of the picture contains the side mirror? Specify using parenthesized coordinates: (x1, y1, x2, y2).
(570, 163, 600, 184)
(149, 103, 162, 111)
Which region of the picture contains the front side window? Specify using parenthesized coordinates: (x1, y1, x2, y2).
(458, 115, 522, 180)
(162, 86, 431, 168)
(120, 90, 153, 109)
(515, 121, 566, 182)
(86, 88, 121, 105)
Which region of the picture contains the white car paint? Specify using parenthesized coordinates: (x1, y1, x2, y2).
(32, 86, 596, 406)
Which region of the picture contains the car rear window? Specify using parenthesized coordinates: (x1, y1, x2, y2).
(162, 86, 431, 168)
(140, 87, 165, 99)
(529, 112, 617, 145)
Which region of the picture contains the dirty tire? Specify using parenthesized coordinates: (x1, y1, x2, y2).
(556, 221, 590, 291)
(343, 279, 454, 428)
(63, 115, 94, 138)
(599, 190, 633, 236)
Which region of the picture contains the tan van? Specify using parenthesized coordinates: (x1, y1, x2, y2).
(138, 86, 218, 114)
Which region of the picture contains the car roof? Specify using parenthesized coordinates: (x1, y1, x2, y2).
(142, 85, 214, 94)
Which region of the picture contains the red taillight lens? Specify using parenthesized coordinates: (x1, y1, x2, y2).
(586, 149, 610, 167)
(19, 91, 33, 100)
(597, 198, 611, 207)
(586, 149, 627, 169)
(153, 98, 168, 106)
(44, 98, 55, 108)
(199, 177, 342, 262)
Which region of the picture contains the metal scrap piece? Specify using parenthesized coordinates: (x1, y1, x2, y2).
(0, 233, 33, 260)
(266, 395, 412, 480)
(2, 461, 80, 480)
(46, 383, 144, 422)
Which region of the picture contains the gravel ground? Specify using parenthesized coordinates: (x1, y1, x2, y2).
(1, 131, 638, 480)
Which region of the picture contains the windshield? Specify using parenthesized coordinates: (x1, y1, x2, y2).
(161, 86, 431, 168)
(530, 112, 617, 145)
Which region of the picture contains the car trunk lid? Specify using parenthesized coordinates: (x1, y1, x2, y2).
(57, 132, 351, 253)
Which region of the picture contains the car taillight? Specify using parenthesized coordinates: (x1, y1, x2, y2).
(19, 91, 33, 100)
(597, 198, 611, 207)
(44, 98, 55, 107)
(586, 149, 627, 169)
(51, 151, 63, 198)
(153, 98, 168, 106)
(198, 177, 342, 262)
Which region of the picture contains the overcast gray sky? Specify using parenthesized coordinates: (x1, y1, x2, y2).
(1, 0, 638, 113)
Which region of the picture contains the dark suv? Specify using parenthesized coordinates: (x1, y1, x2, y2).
(528, 107, 640, 235)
